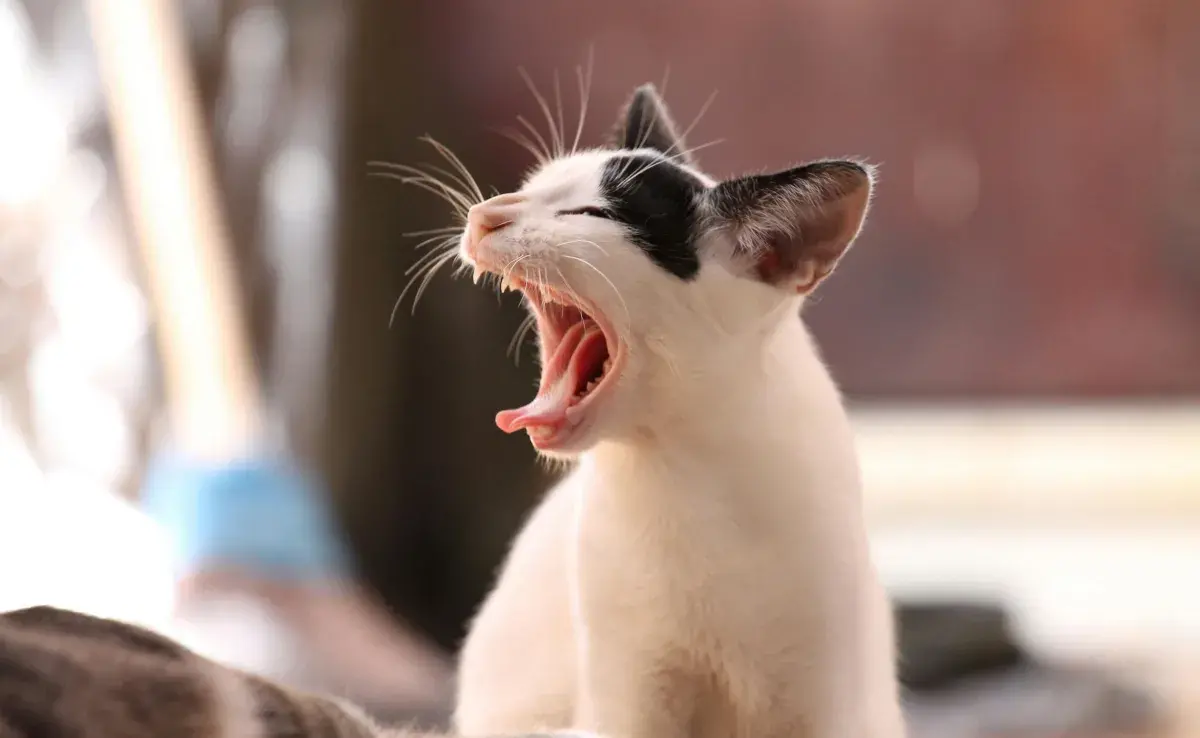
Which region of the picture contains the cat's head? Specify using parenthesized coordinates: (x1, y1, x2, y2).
(460, 83, 874, 457)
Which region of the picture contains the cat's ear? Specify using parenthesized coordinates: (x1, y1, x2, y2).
(611, 84, 693, 166)
(704, 160, 874, 294)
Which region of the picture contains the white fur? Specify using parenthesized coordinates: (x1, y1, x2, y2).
(455, 148, 905, 738)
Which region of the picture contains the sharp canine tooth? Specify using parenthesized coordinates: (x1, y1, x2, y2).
(472, 265, 483, 284)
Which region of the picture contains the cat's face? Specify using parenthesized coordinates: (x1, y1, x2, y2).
(460, 84, 874, 457)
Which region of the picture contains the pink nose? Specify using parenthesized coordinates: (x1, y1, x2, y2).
(466, 193, 525, 252)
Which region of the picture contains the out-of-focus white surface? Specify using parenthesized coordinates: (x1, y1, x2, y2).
(875, 523, 1200, 663)
(856, 404, 1200, 523)
(0, 426, 174, 631)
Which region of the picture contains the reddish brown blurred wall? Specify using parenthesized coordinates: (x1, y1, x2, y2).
(423, 0, 1200, 398)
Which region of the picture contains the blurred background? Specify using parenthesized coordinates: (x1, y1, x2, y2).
(1, 0, 1199, 736)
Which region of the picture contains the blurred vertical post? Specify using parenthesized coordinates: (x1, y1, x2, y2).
(82, 0, 261, 461)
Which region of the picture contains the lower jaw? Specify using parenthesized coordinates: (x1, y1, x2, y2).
(525, 396, 606, 452)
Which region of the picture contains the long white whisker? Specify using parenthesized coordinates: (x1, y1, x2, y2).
(403, 226, 463, 238)
(411, 250, 459, 315)
(400, 162, 477, 212)
(420, 161, 483, 208)
(410, 232, 460, 253)
(553, 238, 609, 257)
(420, 136, 485, 204)
(404, 239, 457, 276)
(678, 89, 719, 149)
(368, 167, 472, 218)
(500, 254, 530, 286)
(508, 312, 538, 364)
(516, 115, 554, 163)
(372, 174, 469, 220)
(391, 249, 458, 325)
(537, 265, 551, 306)
(615, 138, 725, 192)
(550, 265, 587, 325)
(496, 126, 549, 164)
(519, 67, 563, 158)
(560, 254, 630, 325)
(571, 47, 595, 156)
(615, 88, 722, 189)
(553, 69, 566, 159)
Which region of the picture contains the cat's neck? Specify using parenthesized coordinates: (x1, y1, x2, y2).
(588, 316, 859, 494)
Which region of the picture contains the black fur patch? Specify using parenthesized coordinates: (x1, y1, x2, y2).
(600, 154, 705, 280)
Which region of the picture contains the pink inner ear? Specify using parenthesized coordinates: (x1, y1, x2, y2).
(755, 250, 784, 283)
(754, 237, 810, 288)
(754, 241, 828, 294)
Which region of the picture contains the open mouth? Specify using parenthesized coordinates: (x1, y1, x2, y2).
(493, 277, 621, 448)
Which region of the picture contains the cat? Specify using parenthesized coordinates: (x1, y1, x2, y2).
(452, 84, 905, 738)
(0, 605, 593, 738)
(0, 605, 391, 737)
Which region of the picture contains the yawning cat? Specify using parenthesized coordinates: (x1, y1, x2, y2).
(453, 83, 906, 738)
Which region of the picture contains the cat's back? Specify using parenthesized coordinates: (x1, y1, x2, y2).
(0, 605, 379, 738)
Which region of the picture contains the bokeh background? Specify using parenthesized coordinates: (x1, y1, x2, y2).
(2, 0, 1199, 736)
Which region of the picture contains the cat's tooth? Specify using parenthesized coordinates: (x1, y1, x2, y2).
(472, 264, 484, 284)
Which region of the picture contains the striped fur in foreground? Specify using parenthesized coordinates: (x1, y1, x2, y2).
(0, 605, 423, 738)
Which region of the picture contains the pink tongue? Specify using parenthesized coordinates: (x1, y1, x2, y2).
(496, 321, 596, 434)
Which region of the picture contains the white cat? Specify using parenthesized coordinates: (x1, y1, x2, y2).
(454, 84, 906, 738)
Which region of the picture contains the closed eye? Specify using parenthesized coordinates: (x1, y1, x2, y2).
(556, 206, 614, 220)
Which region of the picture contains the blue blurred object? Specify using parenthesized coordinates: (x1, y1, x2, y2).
(141, 454, 352, 581)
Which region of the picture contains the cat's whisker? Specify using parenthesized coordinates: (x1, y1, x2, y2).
(391, 248, 459, 325)
(498, 254, 531, 293)
(549, 264, 583, 310)
(495, 126, 549, 165)
(411, 249, 459, 315)
(678, 89, 719, 150)
(516, 115, 555, 164)
(559, 253, 630, 325)
(508, 311, 538, 364)
(404, 238, 458, 276)
(553, 69, 567, 160)
(519, 66, 564, 159)
(419, 161, 482, 210)
(614, 89, 722, 189)
(536, 265, 551, 305)
(420, 135, 486, 204)
(571, 47, 595, 156)
(410, 232, 461, 253)
(614, 138, 725, 192)
(403, 225, 463, 238)
(368, 167, 472, 220)
(395, 161, 477, 212)
(554, 237, 610, 258)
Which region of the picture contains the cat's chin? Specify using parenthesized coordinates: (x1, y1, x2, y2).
(526, 414, 603, 457)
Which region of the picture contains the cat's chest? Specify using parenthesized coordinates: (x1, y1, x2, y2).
(566, 458, 804, 601)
